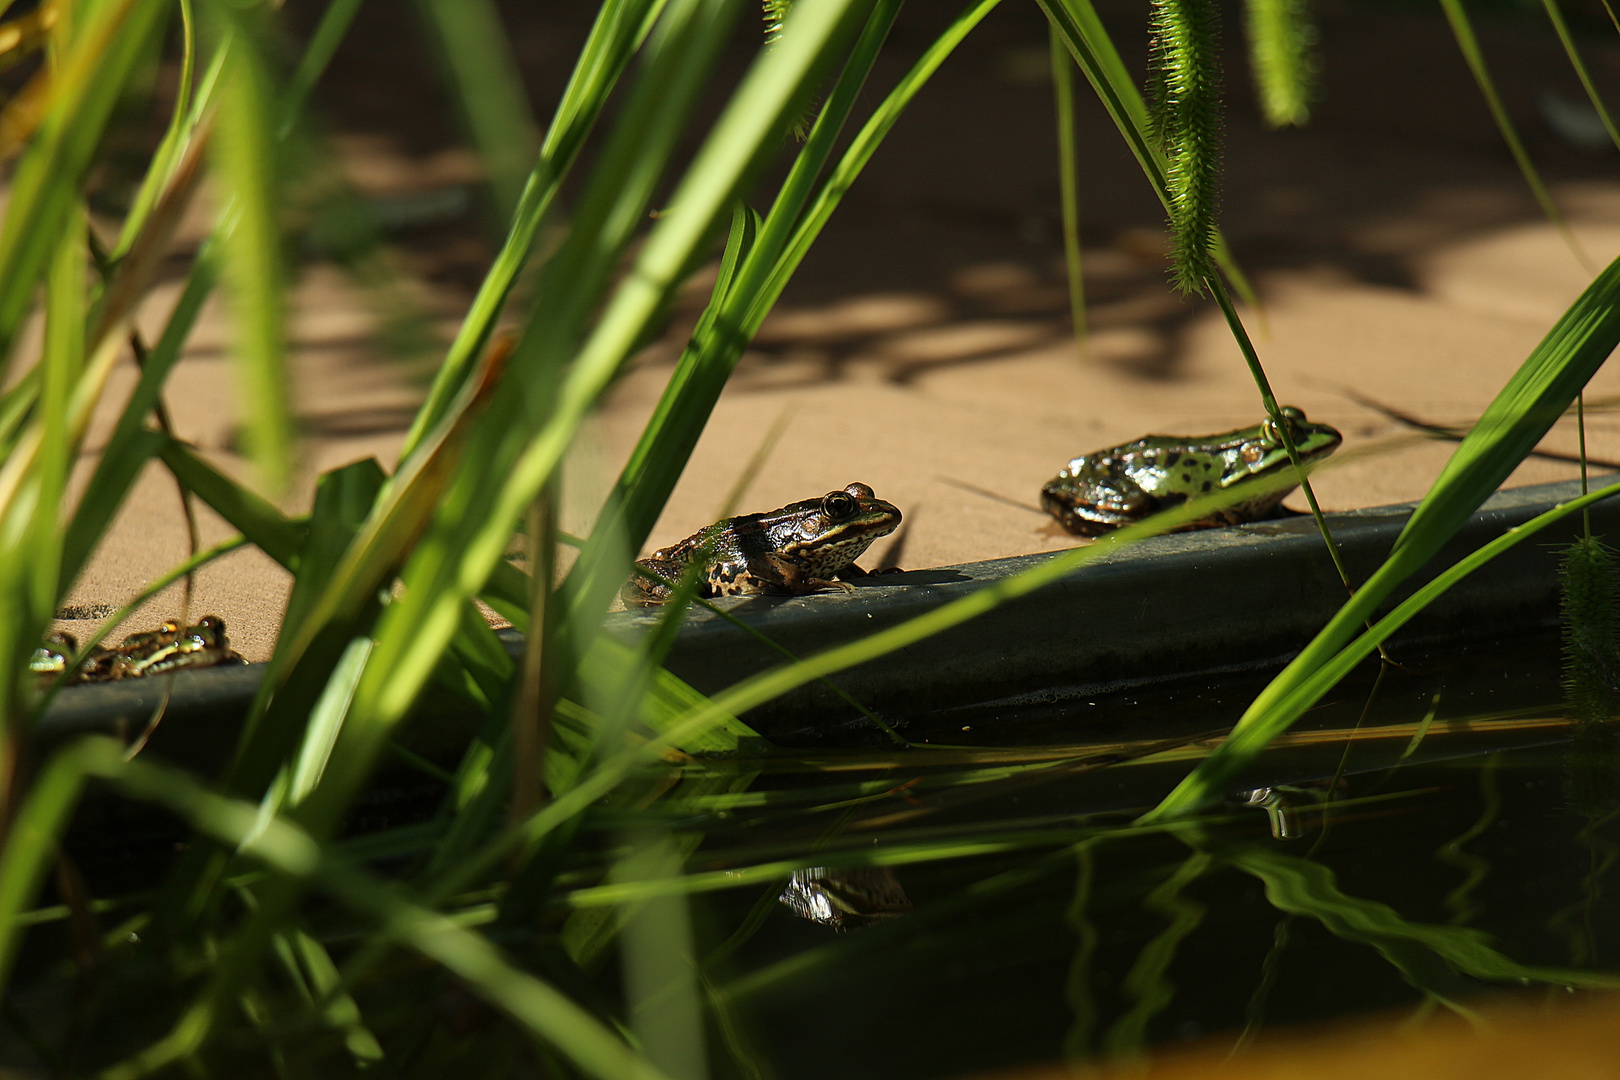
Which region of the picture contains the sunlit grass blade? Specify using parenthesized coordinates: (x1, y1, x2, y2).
(0, 0, 167, 375)
(403, 0, 665, 456)
(114, 0, 210, 258)
(279, 459, 386, 643)
(1039, 0, 1256, 305)
(61, 252, 221, 587)
(1144, 476, 1620, 820)
(211, 12, 291, 493)
(336, 0, 869, 811)
(564, 0, 948, 619)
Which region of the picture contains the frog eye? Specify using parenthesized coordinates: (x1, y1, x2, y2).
(1261, 413, 1298, 446)
(822, 491, 859, 520)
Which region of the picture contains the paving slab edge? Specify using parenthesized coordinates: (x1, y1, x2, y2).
(37, 476, 1613, 752)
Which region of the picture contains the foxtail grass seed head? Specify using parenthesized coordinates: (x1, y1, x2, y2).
(761, 0, 816, 139)
(1245, 0, 1317, 128)
(763, 0, 792, 45)
(1147, 0, 1223, 293)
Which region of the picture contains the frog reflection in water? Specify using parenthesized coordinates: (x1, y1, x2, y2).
(32, 615, 246, 684)
(1041, 407, 1343, 536)
(623, 483, 902, 606)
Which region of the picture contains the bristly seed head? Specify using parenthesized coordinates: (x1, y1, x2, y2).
(1147, 0, 1223, 295)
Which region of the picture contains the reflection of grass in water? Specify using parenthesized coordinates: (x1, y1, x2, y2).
(1104, 851, 1213, 1059)
(1063, 840, 1102, 1061)
(1232, 916, 1292, 1053)
(1436, 753, 1502, 927)
(1546, 807, 1620, 966)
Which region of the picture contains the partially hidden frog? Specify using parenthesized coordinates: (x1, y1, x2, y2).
(623, 483, 902, 606)
(32, 615, 246, 685)
(1041, 406, 1342, 536)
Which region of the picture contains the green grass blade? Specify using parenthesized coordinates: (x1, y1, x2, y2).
(412, 0, 538, 225)
(60, 251, 220, 587)
(279, 458, 386, 642)
(402, 0, 664, 455)
(114, 0, 206, 258)
(159, 439, 308, 567)
(333, 0, 868, 803)
(56, 738, 677, 1080)
(1040, 0, 1257, 304)
(564, 0, 966, 619)
(1542, 0, 1620, 155)
(1050, 21, 1087, 352)
(0, 748, 90, 994)
(288, 928, 383, 1065)
(210, 11, 291, 493)
(1145, 477, 1620, 819)
(1438, 0, 1591, 271)
(0, 0, 167, 372)
(281, 0, 365, 133)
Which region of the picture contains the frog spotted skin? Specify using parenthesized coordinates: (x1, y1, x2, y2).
(1041, 407, 1343, 536)
(31, 616, 246, 685)
(623, 483, 902, 606)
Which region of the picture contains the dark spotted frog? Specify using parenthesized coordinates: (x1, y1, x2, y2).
(32, 615, 245, 684)
(1041, 407, 1342, 536)
(623, 483, 902, 606)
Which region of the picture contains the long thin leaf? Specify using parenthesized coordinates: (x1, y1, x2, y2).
(45, 738, 677, 1080)
(211, 11, 291, 492)
(1145, 474, 1620, 819)
(0, 0, 167, 372)
(413, 0, 538, 225)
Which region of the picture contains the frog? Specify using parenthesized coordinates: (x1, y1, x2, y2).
(623, 483, 902, 606)
(1040, 406, 1342, 536)
(32, 616, 245, 684)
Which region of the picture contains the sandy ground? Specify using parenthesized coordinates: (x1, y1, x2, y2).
(48, 0, 1620, 660)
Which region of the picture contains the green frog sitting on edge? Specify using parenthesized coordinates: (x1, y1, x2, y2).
(1040, 407, 1342, 536)
(623, 483, 902, 606)
(31, 615, 245, 684)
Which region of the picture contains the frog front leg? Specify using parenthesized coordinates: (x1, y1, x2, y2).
(622, 554, 687, 606)
(733, 552, 851, 596)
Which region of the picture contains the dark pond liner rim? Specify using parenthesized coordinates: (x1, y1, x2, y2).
(35, 475, 1613, 761)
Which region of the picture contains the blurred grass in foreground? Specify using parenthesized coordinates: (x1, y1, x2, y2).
(0, 0, 1619, 1074)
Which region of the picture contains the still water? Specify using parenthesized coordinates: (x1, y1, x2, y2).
(668, 634, 1620, 1079)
